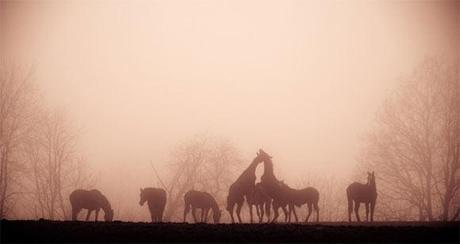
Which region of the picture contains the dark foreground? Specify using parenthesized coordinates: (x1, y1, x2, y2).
(1, 220, 459, 243)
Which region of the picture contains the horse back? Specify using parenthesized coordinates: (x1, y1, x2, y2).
(144, 187, 167, 206)
(69, 189, 105, 210)
(184, 190, 216, 208)
(347, 182, 376, 202)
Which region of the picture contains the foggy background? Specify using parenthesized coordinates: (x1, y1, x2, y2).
(1, 0, 458, 222)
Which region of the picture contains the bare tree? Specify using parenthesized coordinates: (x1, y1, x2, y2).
(24, 110, 91, 220)
(0, 63, 38, 218)
(152, 135, 243, 222)
(359, 57, 459, 221)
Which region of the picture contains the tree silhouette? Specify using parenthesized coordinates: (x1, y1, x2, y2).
(359, 57, 459, 221)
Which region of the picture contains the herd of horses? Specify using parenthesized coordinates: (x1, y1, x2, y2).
(69, 149, 377, 223)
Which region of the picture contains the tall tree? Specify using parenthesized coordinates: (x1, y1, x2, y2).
(359, 57, 459, 221)
(24, 110, 92, 220)
(0, 63, 37, 218)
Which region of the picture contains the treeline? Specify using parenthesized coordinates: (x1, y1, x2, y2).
(358, 57, 459, 221)
(0, 62, 94, 219)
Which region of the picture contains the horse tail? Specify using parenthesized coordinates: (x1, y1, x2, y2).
(346, 187, 353, 213)
(183, 195, 190, 222)
(314, 189, 320, 211)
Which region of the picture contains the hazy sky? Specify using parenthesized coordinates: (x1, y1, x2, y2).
(1, 0, 458, 219)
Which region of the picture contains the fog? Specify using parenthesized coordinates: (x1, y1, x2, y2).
(1, 0, 458, 221)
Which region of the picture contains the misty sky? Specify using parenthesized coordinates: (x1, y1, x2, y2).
(1, 0, 458, 217)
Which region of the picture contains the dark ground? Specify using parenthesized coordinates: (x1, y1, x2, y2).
(1, 220, 459, 243)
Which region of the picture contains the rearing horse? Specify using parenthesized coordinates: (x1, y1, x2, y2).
(346, 172, 377, 222)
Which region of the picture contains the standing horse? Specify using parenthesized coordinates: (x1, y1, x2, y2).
(246, 183, 272, 223)
(139, 187, 167, 223)
(272, 182, 320, 223)
(346, 172, 377, 222)
(69, 189, 114, 221)
(183, 190, 221, 223)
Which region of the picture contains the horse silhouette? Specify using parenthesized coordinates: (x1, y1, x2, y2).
(227, 151, 265, 223)
(246, 182, 272, 223)
(346, 172, 377, 222)
(183, 190, 221, 223)
(272, 181, 320, 223)
(257, 149, 291, 223)
(139, 187, 167, 223)
(69, 189, 114, 221)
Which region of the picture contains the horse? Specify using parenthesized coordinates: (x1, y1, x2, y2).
(226, 151, 265, 223)
(246, 183, 272, 223)
(139, 187, 167, 223)
(346, 171, 377, 222)
(69, 189, 114, 221)
(183, 190, 221, 223)
(272, 182, 320, 223)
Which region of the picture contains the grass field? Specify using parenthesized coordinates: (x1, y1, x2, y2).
(1, 220, 459, 243)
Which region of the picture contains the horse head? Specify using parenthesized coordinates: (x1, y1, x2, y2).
(104, 208, 114, 221)
(367, 171, 376, 186)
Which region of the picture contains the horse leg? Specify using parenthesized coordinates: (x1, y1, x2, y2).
(354, 202, 361, 222)
(365, 203, 369, 222)
(200, 208, 205, 223)
(292, 205, 299, 223)
(85, 210, 92, 221)
(190, 207, 197, 223)
(204, 208, 210, 223)
(258, 204, 263, 223)
(183, 204, 190, 222)
(370, 201, 376, 222)
(157, 209, 162, 222)
(315, 202, 319, 222)
(236, 201, 243, 223)
(271, 204, 280, 223)
(265, 201, 271, 223)
(159, 207, 164, 222)
(282, 206, 289, 223)
(305, 203, 312, 223)
(249, 204, 254, 223)
(95, 208, 100, 222)
(348, 197, 353, 222)
(228, 203, 235, 223)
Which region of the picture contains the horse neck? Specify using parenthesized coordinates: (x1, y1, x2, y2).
(369, 179, 376, 192)
(241, 157, 260, 177)
(261, 159, 276, 182)
(210, 199, 219, 213)
(100, 196, 111, 212)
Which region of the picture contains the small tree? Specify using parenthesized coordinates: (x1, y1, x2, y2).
(153, 135, 243, 222)
(24, 110, 92, 220)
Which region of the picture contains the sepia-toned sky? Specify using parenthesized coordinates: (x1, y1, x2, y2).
(1, 0, 458, 219)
